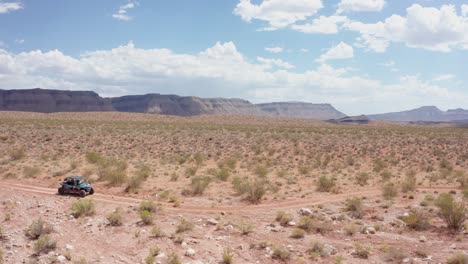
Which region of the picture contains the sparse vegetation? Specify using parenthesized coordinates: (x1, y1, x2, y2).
(435, 194, 467, 230)
(222, 247, 234, 264)
(25, 219, 52, 239)
(71, 199, 95, 218)
(354, 243, 371, 259)
(345, 197, 365, 218)
(166, 253, 182, 264)
(139, 210, 153, 225)
(402, 208, 430, 230)
(33, 235, 56, 255)
(106, 209, 123, 226)
(176, 218, 194, 233)
(316, 176, 336, 192)
(447, 252, 468, 264)
(271, 246, 290, 261)
(382, 182, 398, 200)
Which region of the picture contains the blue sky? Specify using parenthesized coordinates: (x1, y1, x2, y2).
(0, 0, 467, 115)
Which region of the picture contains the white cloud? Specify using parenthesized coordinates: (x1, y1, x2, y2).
(0, 42, 466, 114)
(300, 48, 309, 53)
(345, 4, 468, 52)
(462, 4, 468, 17)
(0, 1, 22, 14)
(113, 1, 138, 21)
(291, 15, 348, 34)
(15, 39, 24, 44)
(337, 0, 386, 13)
(234, 0, 323, 30)
(257, 57, 294, 69)
(317, 42, 354, 62)
(433, 74, 455, 82)
(265, 47, 283, 53)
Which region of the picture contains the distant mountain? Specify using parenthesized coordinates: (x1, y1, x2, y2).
(256, 102, 346, 120)
(111, 94, 259, 116)
(0, 89, 346, 120)
(0, 88, 113, 113)
(369, 106, 468, 122)
(327, 115, 370, 124)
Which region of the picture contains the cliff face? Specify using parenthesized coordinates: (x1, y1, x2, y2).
(0, 88, 113, 113)
(369, 106, 468, 122)
(111, 94, 259, 116)
(256, 102, 346, 120)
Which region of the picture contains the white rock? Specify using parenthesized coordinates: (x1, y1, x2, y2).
(287, 221, 296, 227)
(323, 244, 337, 255)
(206, 218, 219, 225)
(367, 227, 376, 234)
(298, 208, 313, 216)
(57, 255, 67, 263)
(185, 248, 196, 257)
(419, 236, 426, 243)
(65, 244, 74, 250)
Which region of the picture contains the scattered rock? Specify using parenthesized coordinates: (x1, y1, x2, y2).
(298, 208, 313, 216)
(185, 248, 196, 257)
(287, 221, 296, 227)
(206, 218, 219, 225)
(323, 244, 337, 255)
(419, 236, 426, 243)
(57, 255, 67, 263)
(367, 227, 376, 234)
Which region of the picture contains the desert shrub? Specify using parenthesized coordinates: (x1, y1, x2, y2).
(149, 247, 160, 257)
(0, 248, 3, 264)
(176, 218, 194, 233)
(125, 176, 143, 193)
(34, 235, 56, 255)
(345, 197, 365, 218)
(222, 247, 234, 264)
(354, 243, 371, 259)
(439, 159, 453, 171)
(276, 211, 293, 227)
(355, 173, 370, 186)
(139, 200, 158, 213)
(306, 241, 326, 257)
(151, 226, 165, 238)
(344, 223, 357, 236)
(216, 167, 230, 182)
(9, 148, 25, 161)
(25, 219, 52, 240)
(96, 157, 127, 186)
(290, 228, 305, 239)
(316, 176, 336, 192)
(435, 194, 467, 230)
(185, 166, 198, 177)
(106, 209, 123, 226)
(382, 182, 398, 200)
(183, 176, 211, 196)
(254, 165, 268, 178)
(71, 199, 95, 218)
(381, 170, 393, 181)
(384, 246, 408, 263)
(136, 163, 151, 179)
(139, 210, 153, 225)
(271, 246, 290, 261)
(245, 179, 266, 204)
(23, 166, 41, 178)
(85, 152, 103, 164)
(145, 255, 155, 264)
(447, 253, 468, 264)
(232, 176, 249, 195)
(401, 174, 417, 193)
(402, 209, 430, 230)
(166, 253, 182, 264)
(298, 216, 333, 234)
(238, 222, 254, 235)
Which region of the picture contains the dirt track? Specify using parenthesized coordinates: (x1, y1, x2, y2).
(0, 181, 457, 215)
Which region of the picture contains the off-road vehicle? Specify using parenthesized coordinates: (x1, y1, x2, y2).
(58, 176, 94, 197)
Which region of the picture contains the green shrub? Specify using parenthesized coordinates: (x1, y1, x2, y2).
(447, 253, 468, 264)
(216, 167, 230, 182)
(382, 182, 398, 200)
(344, 223, 357, 236)
(184, 176, 211, 196)
(96, 157, 128, 186)
(166, 253, 181, 264)
(254, 165, 268, 178)
(381, 170, 393, 181)
(271, 246, 290, 261)
(354, 243, 371, 259)
(238, 222, 254, 235)
(71, 199, 95, 218)
(402, 209, 430, 230)
(176, 218, 194, 233)
(33, 235, 56, 255)
(106, 209, 123, 226)
(245, 179, 266, 204)
(384, 246, 408, 263)
(435, 194, 467, 230)
(401, 174, 417, 193)
(151, 226, 165, 238)
(316, 176, 336, 192)
(85, 152, 103, 164)
(139, 210, 153, 225)
(276, 211, 293, 227)
(290, 228, 305, 239)
(222, 247, 234, 264)
(125, 176, 144, 193)
(306, 241, 326, 257)
(345, 197, 365, 219)
(139, 200, 158, 213)
(25, 219, 52, 239)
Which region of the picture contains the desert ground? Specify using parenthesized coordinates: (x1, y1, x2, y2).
(0, 111, 467, 264)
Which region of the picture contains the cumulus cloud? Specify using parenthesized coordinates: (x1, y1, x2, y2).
(0, 1, 22, 14)
(337, 0, 385, 13)
(292, 15, 348, 34)
(345, 4, 468, 52)
(112, 1, 138, 21)
(462, 4, 468, 17)
(0, 42, 466, 114)
(265, 46, 283, 53)
(234, 0, 323, 30)
(317, 42, 354, 62)
(433, 74, 455, 82)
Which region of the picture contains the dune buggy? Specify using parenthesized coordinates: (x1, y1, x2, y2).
(58, 176, 94, 197)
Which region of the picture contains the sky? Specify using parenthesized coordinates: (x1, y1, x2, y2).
(0, 0, 467, 115)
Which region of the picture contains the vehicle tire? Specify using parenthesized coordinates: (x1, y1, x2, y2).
(79, 190, 87, 198)
(58, 187, 65, 195)
(89, 188, 94, 195)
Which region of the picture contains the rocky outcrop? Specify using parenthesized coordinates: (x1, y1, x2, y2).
(0, 88, 113, 113)
(256, 102, 346, 120)
(111, 94, 259, 116)
(327, 115, 370, 124)
(369, 106, 468, 122)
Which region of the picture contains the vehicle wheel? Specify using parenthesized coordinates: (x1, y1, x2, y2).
(58, 187, 65, 195)
(79, 190, 87, 197)
(89, 188, 94, 195)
